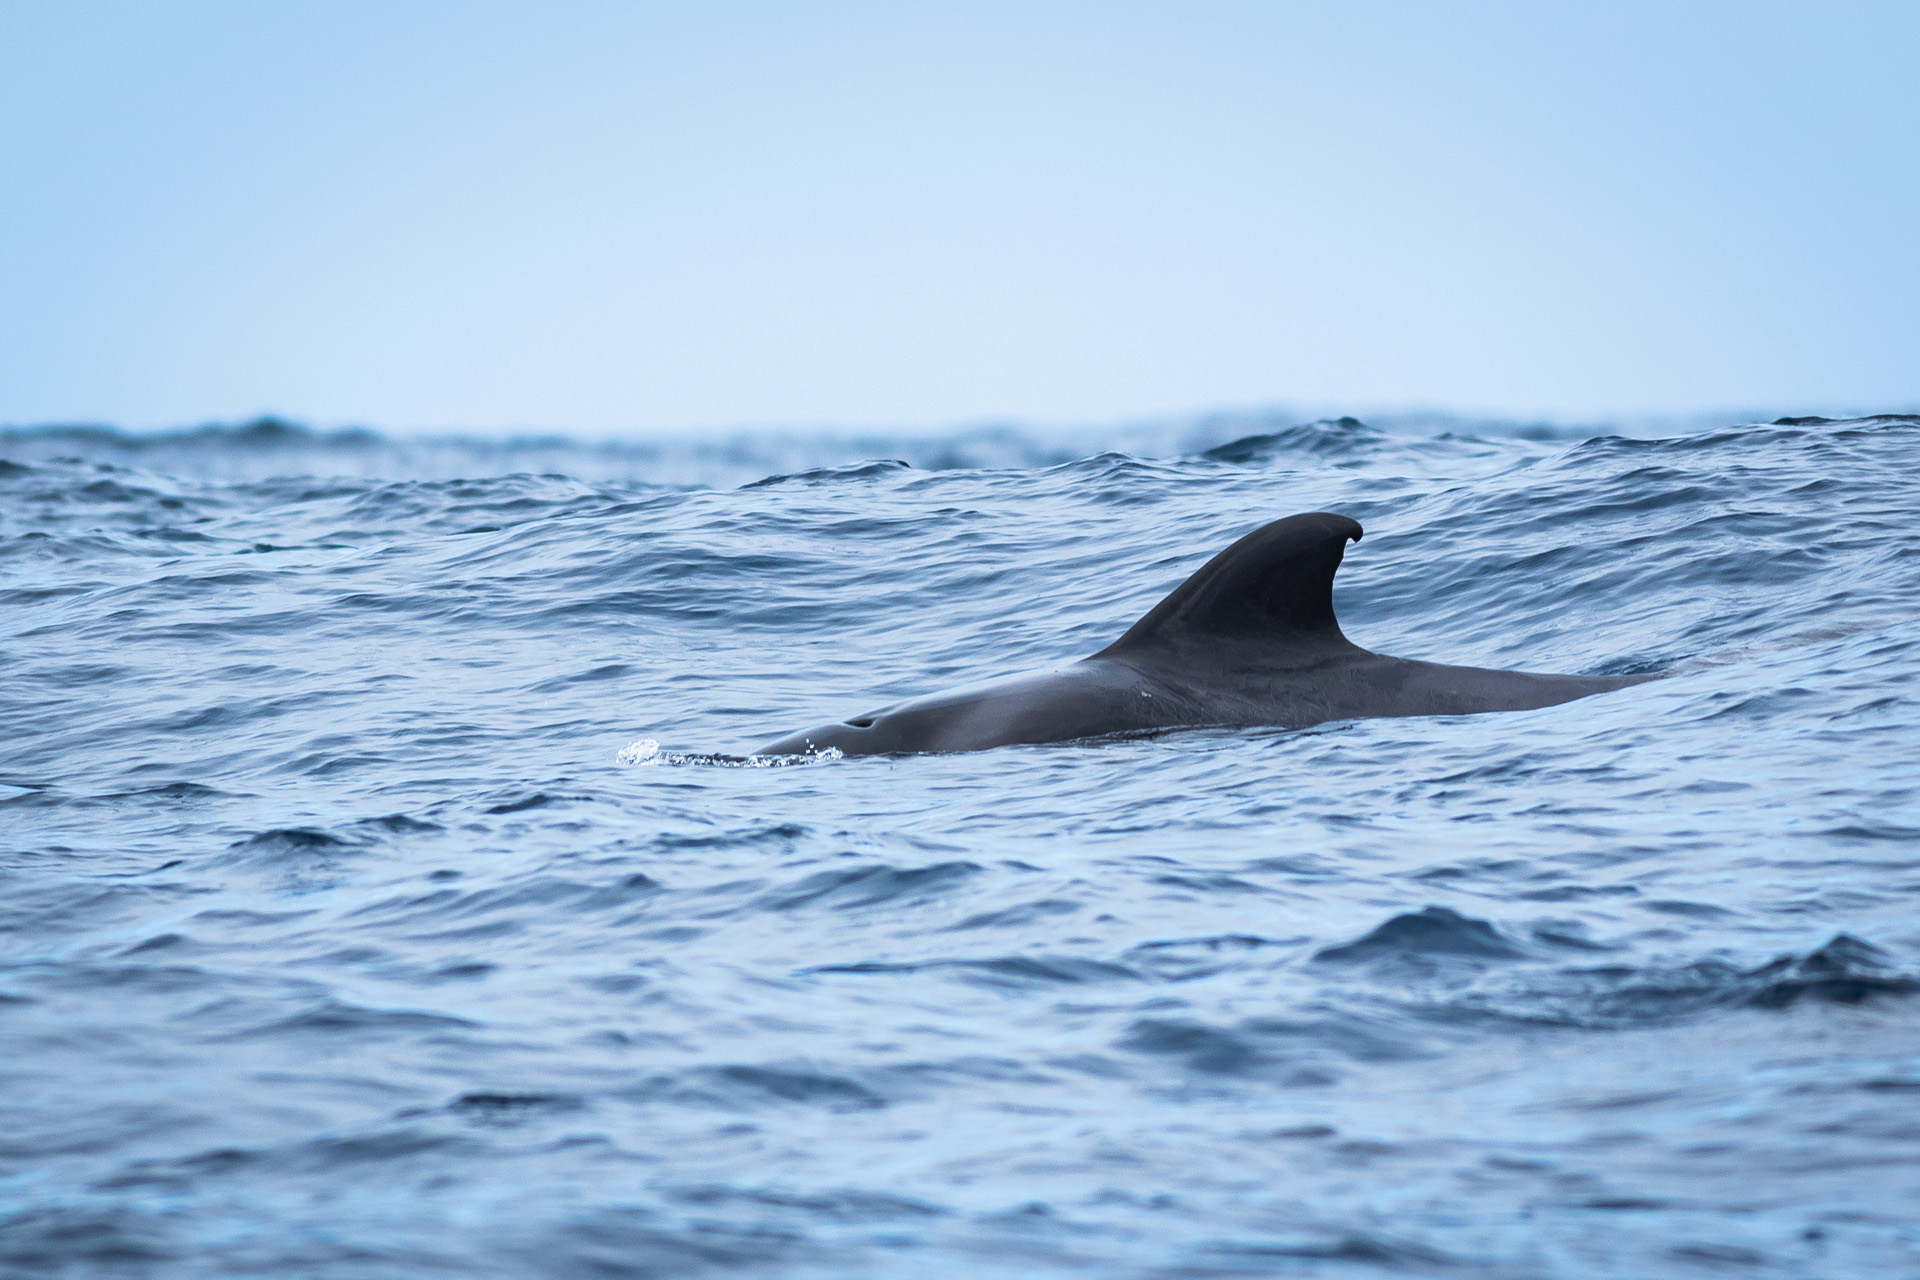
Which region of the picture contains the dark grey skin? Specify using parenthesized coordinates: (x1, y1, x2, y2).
(755, 512, 1654, 757)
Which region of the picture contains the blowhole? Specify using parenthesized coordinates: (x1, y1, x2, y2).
(845, 716, 876, 728)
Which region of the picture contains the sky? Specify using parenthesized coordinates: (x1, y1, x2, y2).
(1, 1, 1916, 435)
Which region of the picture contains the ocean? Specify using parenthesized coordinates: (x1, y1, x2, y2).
(3, 411, 1917, 1277)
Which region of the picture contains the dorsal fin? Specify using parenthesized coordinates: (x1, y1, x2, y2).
(1096, 512, 1363, 654)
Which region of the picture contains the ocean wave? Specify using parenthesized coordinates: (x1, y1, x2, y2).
(5, 410, 1918, 1277)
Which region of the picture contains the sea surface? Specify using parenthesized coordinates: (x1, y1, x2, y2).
(3, 412, 1918, 1278)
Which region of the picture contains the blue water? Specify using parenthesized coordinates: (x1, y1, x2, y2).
(4, 412, 1917, 1278)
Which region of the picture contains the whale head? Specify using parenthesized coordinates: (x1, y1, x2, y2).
(753, 708, 904, 758)
(753, 662, 1163, 758)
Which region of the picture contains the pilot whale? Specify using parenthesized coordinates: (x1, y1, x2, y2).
(754, 512, 1654, 757)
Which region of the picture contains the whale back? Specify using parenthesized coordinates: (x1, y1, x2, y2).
(1097, 512, 1364, 655)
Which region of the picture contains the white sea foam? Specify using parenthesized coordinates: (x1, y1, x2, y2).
(618, 737, 842, 767)
(616, 738, 662, 766)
